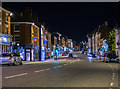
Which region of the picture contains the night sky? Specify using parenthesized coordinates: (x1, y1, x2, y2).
(2, 2, 119, 42)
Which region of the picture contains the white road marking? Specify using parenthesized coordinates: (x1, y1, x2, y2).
(112, 73, 115, 77)
(54, 65, 62, 68)
(5, 73, 28, 79)
(112, 78, 114, 80)
(34, 69, 45, 73)
(70, 61, 74, 63)
(45, 68, 50, 70)
(54, 66, 59, 68)
(110, 83, 113, 86)
(58, 66, 62, 67)
(113, 73, 115, 76)
(64, 64, 68, 66)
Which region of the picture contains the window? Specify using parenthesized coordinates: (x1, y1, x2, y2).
(6, 16, 8, 22)
(14, 35, 20, 42)
(0, 12, 1, 19)
(14, 25, 20, 32)
(6, 25, 8, 34)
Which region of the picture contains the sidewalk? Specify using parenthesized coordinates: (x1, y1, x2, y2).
(22, 61, 44, 64)
(52, 55, 69, 59)
(22, 56, 69, 64)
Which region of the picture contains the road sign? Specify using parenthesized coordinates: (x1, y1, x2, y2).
(34, 37, 37, 41)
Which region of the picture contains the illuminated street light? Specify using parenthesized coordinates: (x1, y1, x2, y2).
(10, 13, 13, 16)
(32, 23, 35, 25)
(17, 43, 19, 46)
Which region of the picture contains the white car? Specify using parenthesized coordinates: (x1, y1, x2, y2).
(0, 53, 23, 66)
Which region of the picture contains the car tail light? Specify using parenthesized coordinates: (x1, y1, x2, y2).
(10, 56, 12, 59)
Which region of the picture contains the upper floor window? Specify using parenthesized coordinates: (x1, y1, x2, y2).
(14, 35, 20, 42)
(0, 11, 1, 19)
(14, 25, 20, 32)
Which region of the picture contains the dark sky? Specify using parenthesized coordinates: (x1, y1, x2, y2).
(2, 2, 119, 42)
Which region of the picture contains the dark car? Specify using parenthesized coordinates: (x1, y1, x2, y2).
(88, 53, 93, 57)
(105, 52, 119, 63)
(88, 53, 96, 58)
(68, 53, 73, 57)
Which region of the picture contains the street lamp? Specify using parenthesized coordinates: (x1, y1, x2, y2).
(55, 47, 58, 61)
(32, 23, 35, 26)
(10, 13, 13, 16)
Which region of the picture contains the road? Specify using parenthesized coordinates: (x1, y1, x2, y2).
(2, 52, 119, 89)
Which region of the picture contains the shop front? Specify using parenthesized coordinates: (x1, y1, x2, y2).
(12, 44, 40, 61)
(0, 33, 12, 55)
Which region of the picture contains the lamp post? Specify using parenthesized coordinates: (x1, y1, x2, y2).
(55, 45, 58, 61)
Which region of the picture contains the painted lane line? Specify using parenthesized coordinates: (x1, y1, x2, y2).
(70, 62, 73, 63)
(64, 64, 68, 66)
(112, 73, 115, 77)
(34, 69, 45, 73)
(5, 73, 28, 79)
(58, 66, 62, 67)
(110, 83, 113, 86)
(45, 68, 50, 70)
(112, 78, 114, 80)
(54, 66, 59, 68)
(113, 73, 115, 76)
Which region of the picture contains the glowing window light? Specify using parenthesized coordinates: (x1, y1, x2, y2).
(31, 49, 34, 61)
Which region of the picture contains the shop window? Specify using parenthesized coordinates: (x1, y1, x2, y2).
(14, 25, 20, 32)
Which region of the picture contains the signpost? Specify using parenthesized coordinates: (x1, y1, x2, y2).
(55, 47, 58, 61)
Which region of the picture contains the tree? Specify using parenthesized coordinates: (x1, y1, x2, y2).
(106, 27, 116, 52)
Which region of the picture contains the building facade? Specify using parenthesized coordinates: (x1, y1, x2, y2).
(67, 39, 73, 52)
(0, 7, 12, 55)
(115, 25, 120, 59)
(11, 22, 40, 61)
(40, 25, 45, 61)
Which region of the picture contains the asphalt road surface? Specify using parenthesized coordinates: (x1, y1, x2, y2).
(2, 52, 119, 89)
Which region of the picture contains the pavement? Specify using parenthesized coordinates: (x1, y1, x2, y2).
(2, 52, 119, 89)
(22, 54, 70, 64)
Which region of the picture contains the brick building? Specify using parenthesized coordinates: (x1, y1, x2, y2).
(11, 22, 40, 61)
(0, 7, 12, 55)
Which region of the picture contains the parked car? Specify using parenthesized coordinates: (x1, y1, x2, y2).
(88, 53, 97, 58)
(62, 52, 67, 56)
(68, 53, 73, 57)
(104, 52, 119, 63)
(45, 51, 51, 59)
(84, 51, 88, 55)
(0, 53, 23, 66)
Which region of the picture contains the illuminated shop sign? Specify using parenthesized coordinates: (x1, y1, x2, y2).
(34, 37, 37, 41)
(2, 36, 7, 42)
(43, 40, 47, 45)
(0, 37, 2, 42)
